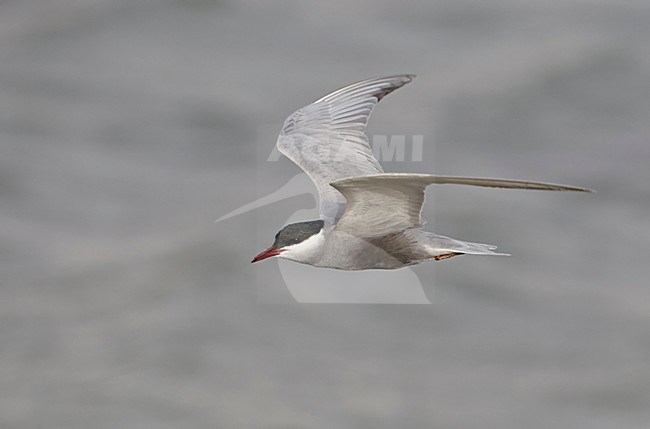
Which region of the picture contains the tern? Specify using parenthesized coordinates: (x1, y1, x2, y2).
(252, 74, 592, 270)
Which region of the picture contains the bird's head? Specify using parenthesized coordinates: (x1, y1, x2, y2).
(252, 220, 325, 264)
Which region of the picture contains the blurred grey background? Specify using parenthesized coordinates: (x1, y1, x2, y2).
(2, 0, 650, 427)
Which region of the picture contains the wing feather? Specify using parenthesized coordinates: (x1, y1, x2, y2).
(276, 75, 415, 222)
(331, 173, 592, 237)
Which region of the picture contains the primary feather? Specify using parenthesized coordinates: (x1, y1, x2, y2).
(277, 74, 415, 223)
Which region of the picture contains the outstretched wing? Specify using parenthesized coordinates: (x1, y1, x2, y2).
(277, 75, 415, 223)
(331, 173, 593, 237)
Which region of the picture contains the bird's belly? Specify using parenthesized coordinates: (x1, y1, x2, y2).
(316, 234, 412, 270)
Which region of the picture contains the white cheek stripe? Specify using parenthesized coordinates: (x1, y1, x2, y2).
(280, 230, 325, 263)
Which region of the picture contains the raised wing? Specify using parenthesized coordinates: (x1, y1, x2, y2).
(331, 173, 593, 237)
(277, 74, 415, 223)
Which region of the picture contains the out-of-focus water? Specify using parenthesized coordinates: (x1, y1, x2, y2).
(1, 1, 650, 427)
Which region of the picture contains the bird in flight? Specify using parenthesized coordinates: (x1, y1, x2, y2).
(252, 75, 592, 270)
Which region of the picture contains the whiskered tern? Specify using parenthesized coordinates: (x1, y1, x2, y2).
(252, 75, 592, 270)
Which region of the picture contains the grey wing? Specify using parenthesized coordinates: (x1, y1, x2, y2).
(330, 174, 433, 237)
(419, 175, 594, 192)
(331, 173, 592, 238)
(276, 74, 415, 223)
